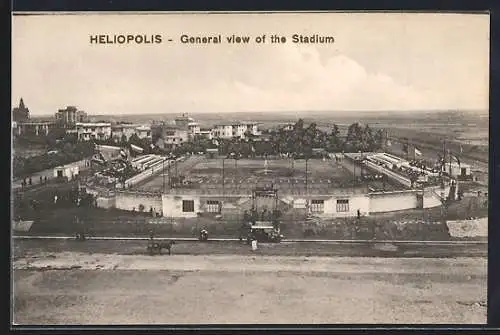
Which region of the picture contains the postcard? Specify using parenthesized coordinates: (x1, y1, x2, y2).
(11, 12, 489, 325)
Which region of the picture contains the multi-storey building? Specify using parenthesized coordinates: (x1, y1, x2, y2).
(212, 122, 261, 139)
(76, 122, 112, 141)
(175, 113, 195, 129)
(111, 124, 151, 142)
(155, 126, 189, 148)
(187, 122, 201, 137)
(55, 106, 88, 127)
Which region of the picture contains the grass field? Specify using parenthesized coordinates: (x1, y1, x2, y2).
(134, 156, 404, 194)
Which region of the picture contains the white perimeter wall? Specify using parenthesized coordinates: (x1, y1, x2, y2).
(162, 194, 201, 218)
(369, 191, 418, 213)
(115, 191, 163, 213)
(324, 194, 371, 217)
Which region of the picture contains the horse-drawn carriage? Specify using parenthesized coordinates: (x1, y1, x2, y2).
(240, 222, 284, 244)
(146, 240, 175, 255)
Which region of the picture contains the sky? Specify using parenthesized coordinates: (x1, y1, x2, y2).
(12, 12, 490, 116)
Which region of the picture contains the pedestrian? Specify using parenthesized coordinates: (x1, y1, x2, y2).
(44, 176, 48, 183)
(28, 177, 32, 186)
(40, 176, 43, 184)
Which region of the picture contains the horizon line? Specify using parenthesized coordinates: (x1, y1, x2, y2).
(26, 109, 489, 117)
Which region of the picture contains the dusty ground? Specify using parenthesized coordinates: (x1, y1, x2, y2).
(13, 253, 486, 325)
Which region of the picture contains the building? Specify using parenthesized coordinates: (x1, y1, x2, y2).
(243, 122, 262, 137)
(55, 106, 88, 126)
(12, 98, 30, 122)
(187, 122, 201, 137)
(135, 125, 152, 139)
(111, 124, 138, 143)
(54, 164, 80, 181)
(175, 113, 195, 129)
(443, 162, 472, 179)
(279, 123, 295, 131)
(76, 122, 112, 141)
(155, 126, 189, 148)
(213, 124, 234, 139)
(212, 122, 261, 139)
(13, 121, 58, 136)
(198, 128, 213, 140)
(111, 124, 151, 142)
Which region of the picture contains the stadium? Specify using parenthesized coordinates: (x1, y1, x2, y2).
(86, 147, 455, 223)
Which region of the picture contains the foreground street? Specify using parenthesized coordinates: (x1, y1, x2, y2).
(13, 253, 486, 324)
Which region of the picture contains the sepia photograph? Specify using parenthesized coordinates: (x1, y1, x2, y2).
(11, 12, 489, 325)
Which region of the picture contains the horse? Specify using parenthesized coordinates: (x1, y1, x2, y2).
(147, 240, 176, 255)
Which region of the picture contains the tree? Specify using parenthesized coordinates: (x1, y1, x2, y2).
(345, 122, 363, 151)
(327, 124, 341, 152)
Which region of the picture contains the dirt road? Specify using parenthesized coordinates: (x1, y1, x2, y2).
(13, 253, 486, 324)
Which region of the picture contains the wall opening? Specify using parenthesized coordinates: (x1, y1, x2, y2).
(206, 200, 220, 213)
(182, 200, 195, 212)
(311, 199, 324, 213)
(336, 199, 349, 212)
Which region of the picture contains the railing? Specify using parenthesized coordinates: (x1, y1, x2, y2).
(363, 160, 412, 187)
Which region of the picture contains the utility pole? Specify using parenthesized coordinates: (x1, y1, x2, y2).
(175, 160, 178, 186)
(222, 158, 225, 197)
(305, 157, 308, 196)
(162, 157, 165, 192)
(168, 160, 171, 189)
(405, 138, 409, 161)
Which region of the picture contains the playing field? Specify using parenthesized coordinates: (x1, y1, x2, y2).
(136, 156, 403, 194)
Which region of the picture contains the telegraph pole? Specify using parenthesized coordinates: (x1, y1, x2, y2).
(168, 159, 171, 189)
(305, 157, 308, 196)
(175, 159, 178, 186)
(162, 157, 165, 192)
(222, 158, 225, 197)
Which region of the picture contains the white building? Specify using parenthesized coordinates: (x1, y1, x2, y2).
(54, 164, 80, 181)
(111, 124, 137, 142)
(198, 129, 213, 140)
(111, 124, 151, 142)
(135, 125, 152, 139)
(76, 122, 112, 141)
(213, 124, 233, 139)
(443, 162, 472, 178)
(175, 114, 195, 129)
(156, 128, 189, 148)
(212, 122, 261, 139)
(187, 122, 201, 137)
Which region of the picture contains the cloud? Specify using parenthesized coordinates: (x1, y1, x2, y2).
(180, 45, 429, 112)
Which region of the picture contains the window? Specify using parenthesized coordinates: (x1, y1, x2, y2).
(182, 200, 195, 212)
(311, 199, 324, 213)
(336, 199, 349, 212)
(206, 200, 220, 213)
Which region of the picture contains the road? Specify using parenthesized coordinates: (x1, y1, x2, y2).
(13, 253, 487, 324)
(12, 238, 487, 258)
